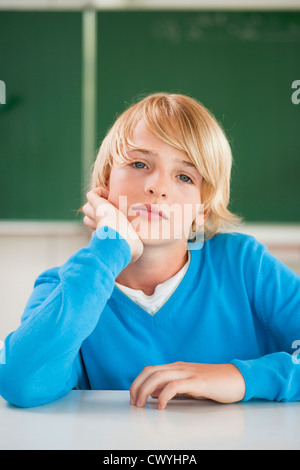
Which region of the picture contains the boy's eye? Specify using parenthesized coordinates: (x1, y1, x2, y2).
(178, 174, 193, 184)
(131, 161, 147, 169)
(130, 162, 193, 184)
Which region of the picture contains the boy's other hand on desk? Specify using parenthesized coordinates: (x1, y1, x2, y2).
(82, 187, 144, 263)
(130, 362, 246, 410)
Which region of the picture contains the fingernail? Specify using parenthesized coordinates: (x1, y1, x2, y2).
(136, 399, 142, 407)
(130, 397, 135, 405)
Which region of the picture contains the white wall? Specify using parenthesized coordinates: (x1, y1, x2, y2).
(0, 221, 299, 341)
(0, 222, 90, 340)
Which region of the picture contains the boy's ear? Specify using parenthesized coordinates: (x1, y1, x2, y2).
(194, 207, 209, 227)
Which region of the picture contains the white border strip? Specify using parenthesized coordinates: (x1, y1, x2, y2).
(0, 0, 300, 10)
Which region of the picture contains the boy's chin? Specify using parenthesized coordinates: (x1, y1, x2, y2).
(130, 219, 190, 246)
(134, 229, 187, 246)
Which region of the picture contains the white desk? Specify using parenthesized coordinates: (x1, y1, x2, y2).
(0, 390, 299, 450)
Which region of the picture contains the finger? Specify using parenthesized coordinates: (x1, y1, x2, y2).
(133, 369, 189, 408)
(82, 202, 95, 219)
(151, 390, 192, 399)
(86, 192, 114, 219)
(86, 190, 102, 207)
(86, 187, 108, 207)
(83, 215, 97, 230)
(157, 379, 192, 410)
(130, 362, 187, 401)
(150, 387, 164, 398)
(88, 186, 109, 201)
(130, 363, 181, 403)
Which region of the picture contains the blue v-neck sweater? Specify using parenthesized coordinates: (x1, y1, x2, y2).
(0, 226, 299, 408)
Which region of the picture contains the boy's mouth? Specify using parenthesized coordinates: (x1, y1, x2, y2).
(131, 204, 168, 220)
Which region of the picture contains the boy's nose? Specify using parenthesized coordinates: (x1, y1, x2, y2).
(145, 187, 167, 198)
(144, 173, 169, 199)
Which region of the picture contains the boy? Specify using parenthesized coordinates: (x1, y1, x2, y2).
(0, 93, 299, 409)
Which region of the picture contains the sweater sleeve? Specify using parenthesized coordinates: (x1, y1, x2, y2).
(0, 226, 131, 407)
(231, 245, 300, 402)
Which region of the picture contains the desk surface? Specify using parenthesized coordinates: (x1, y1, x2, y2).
(0, 390, 300, 450)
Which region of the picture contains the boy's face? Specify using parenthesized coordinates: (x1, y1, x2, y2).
(107, 119, 204, 247)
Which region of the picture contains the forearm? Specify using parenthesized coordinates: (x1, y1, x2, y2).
(0, 227, 131, 407)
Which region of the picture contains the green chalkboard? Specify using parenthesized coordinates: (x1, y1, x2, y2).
(0, 12, 82, 220)
(97, 11, 300, 223)
(0, 11, 299, 222)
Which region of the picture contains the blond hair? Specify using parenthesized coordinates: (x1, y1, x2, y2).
(88, 92, 242, 240)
